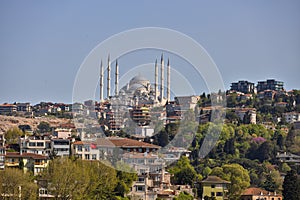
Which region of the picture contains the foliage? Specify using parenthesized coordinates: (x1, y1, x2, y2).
(283, 169, 300, 200)
(0, 168, 37, 200)
(42, 157, 117, 199)
(169, 156, 199, 185)
(211, 163, 250, 200)
(37, 121, 51, 133)
(173, 191, 194, 200)
(5, 127, 23, 144)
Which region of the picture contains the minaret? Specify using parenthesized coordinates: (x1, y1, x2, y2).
(160, 54, 164, 102)
(115, 60, 119, 96)
(107, 55, 111, 98)
(167, 58, 170, 101)
(100, 60, 104, 102)
(154, 59, 158, 101)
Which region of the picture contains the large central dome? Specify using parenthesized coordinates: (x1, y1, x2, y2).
(129, 74, 150, 87)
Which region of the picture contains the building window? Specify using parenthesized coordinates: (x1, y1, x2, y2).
(216, 192, 223, 196)
(77, 145, 82, 152)
(136, 186, 144, 192)
(37, 142, 44, 147)
(85, 154, 90, 160)
(92, 154, 96, 160)
(211, 192, 215, 196)
(138, 177, 145, 182)
(85, 146, 90, 152)
(29, 142, 35, 146)
(211, 185, 215, 188)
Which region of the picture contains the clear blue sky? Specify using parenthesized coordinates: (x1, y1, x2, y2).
(0, 0, 299, 104)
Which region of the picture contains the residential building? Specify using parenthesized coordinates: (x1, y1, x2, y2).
(241, 187, 282, 200)
(166, 101, 182, 124)
(51, 139, 70, 157)
(283, 112, 300, 123)
(72, 137, 160, 161)
(0, 147, 5, 170)
(0, 131, 5, 147)
(276, 152, 300, 165)
(234, 108, 257, 124)
(5, 152, 49, 175)
(53, 128, 72, 139)
(130, 106, 151, 126)
(230, 80, 255, 94)
(19, 135, 51, 156)
(0, 103, 17, 114)
(175, 95, 200, 111)
(201, 176, 230, 200)
(16, 102, 32, 112)
(257, 79, 284, 92)
(134, 126, 155, 138)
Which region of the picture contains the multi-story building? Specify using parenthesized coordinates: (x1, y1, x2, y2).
(0, 103, 17, 114)
(257, 79, 284, 92)
(283, 112, 300, 123)
(234, 108, 257, 124)
(174, 95, 200, 111)
(51, 139, 70, 157)
(5, 152, 50, 175)
(276, 152, 300, 165)
(240, 187, 282, 200)
(16, 102, 32, 112)
(72, 137, 160, 161)
(19, 135, 51, 156)
(130, 106, 151, 126)
(230, 80, 255, 94)
(0, 147, 5, 170)
(0, 131, 5, 147)
(166, 101, 182, 124)
(201, 176, 230, 200)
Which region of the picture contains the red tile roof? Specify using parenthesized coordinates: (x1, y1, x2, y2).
(242, 187, 282, 196)
(73, 137, 160, 149)
(6, 152, 48, 159)
(201, 176, 230, 184)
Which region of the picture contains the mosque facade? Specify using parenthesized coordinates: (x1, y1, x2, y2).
(99, 54, 171, 107)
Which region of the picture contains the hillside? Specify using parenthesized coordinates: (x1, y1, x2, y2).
(0, 115, 70, 132)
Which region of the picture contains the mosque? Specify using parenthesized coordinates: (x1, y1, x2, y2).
(99, 54, 171, 106)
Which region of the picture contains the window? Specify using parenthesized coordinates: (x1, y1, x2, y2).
(77, 145, 82, 152)
(138, 177, 145, 182)
(216, 192, 223, 196)
(92, 154, 97, 160)
(211, 192, 215, 196)
(211, 185, 215, 188)
(85, 154, 90, 160)
(85, 146, 90, 152)
(37, 142, 44, 147)
(136, 186, 144, 192)
(29, 142, 36, 146)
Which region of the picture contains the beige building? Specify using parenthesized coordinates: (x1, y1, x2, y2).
(241, 187, 282, 200)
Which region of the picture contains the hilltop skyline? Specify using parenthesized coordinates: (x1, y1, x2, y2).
(0, 1, 300, 104)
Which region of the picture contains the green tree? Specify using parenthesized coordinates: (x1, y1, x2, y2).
(283, 169, 300, 200)
(37, 121, 51, 133)
(5, 127, 23, 144)
(169, 156, 199, 185)
(173, 191, 194, 200)
(0, 168, 38, 200)
(42, 157, 117, 199)
(211, 164, 250, 200)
